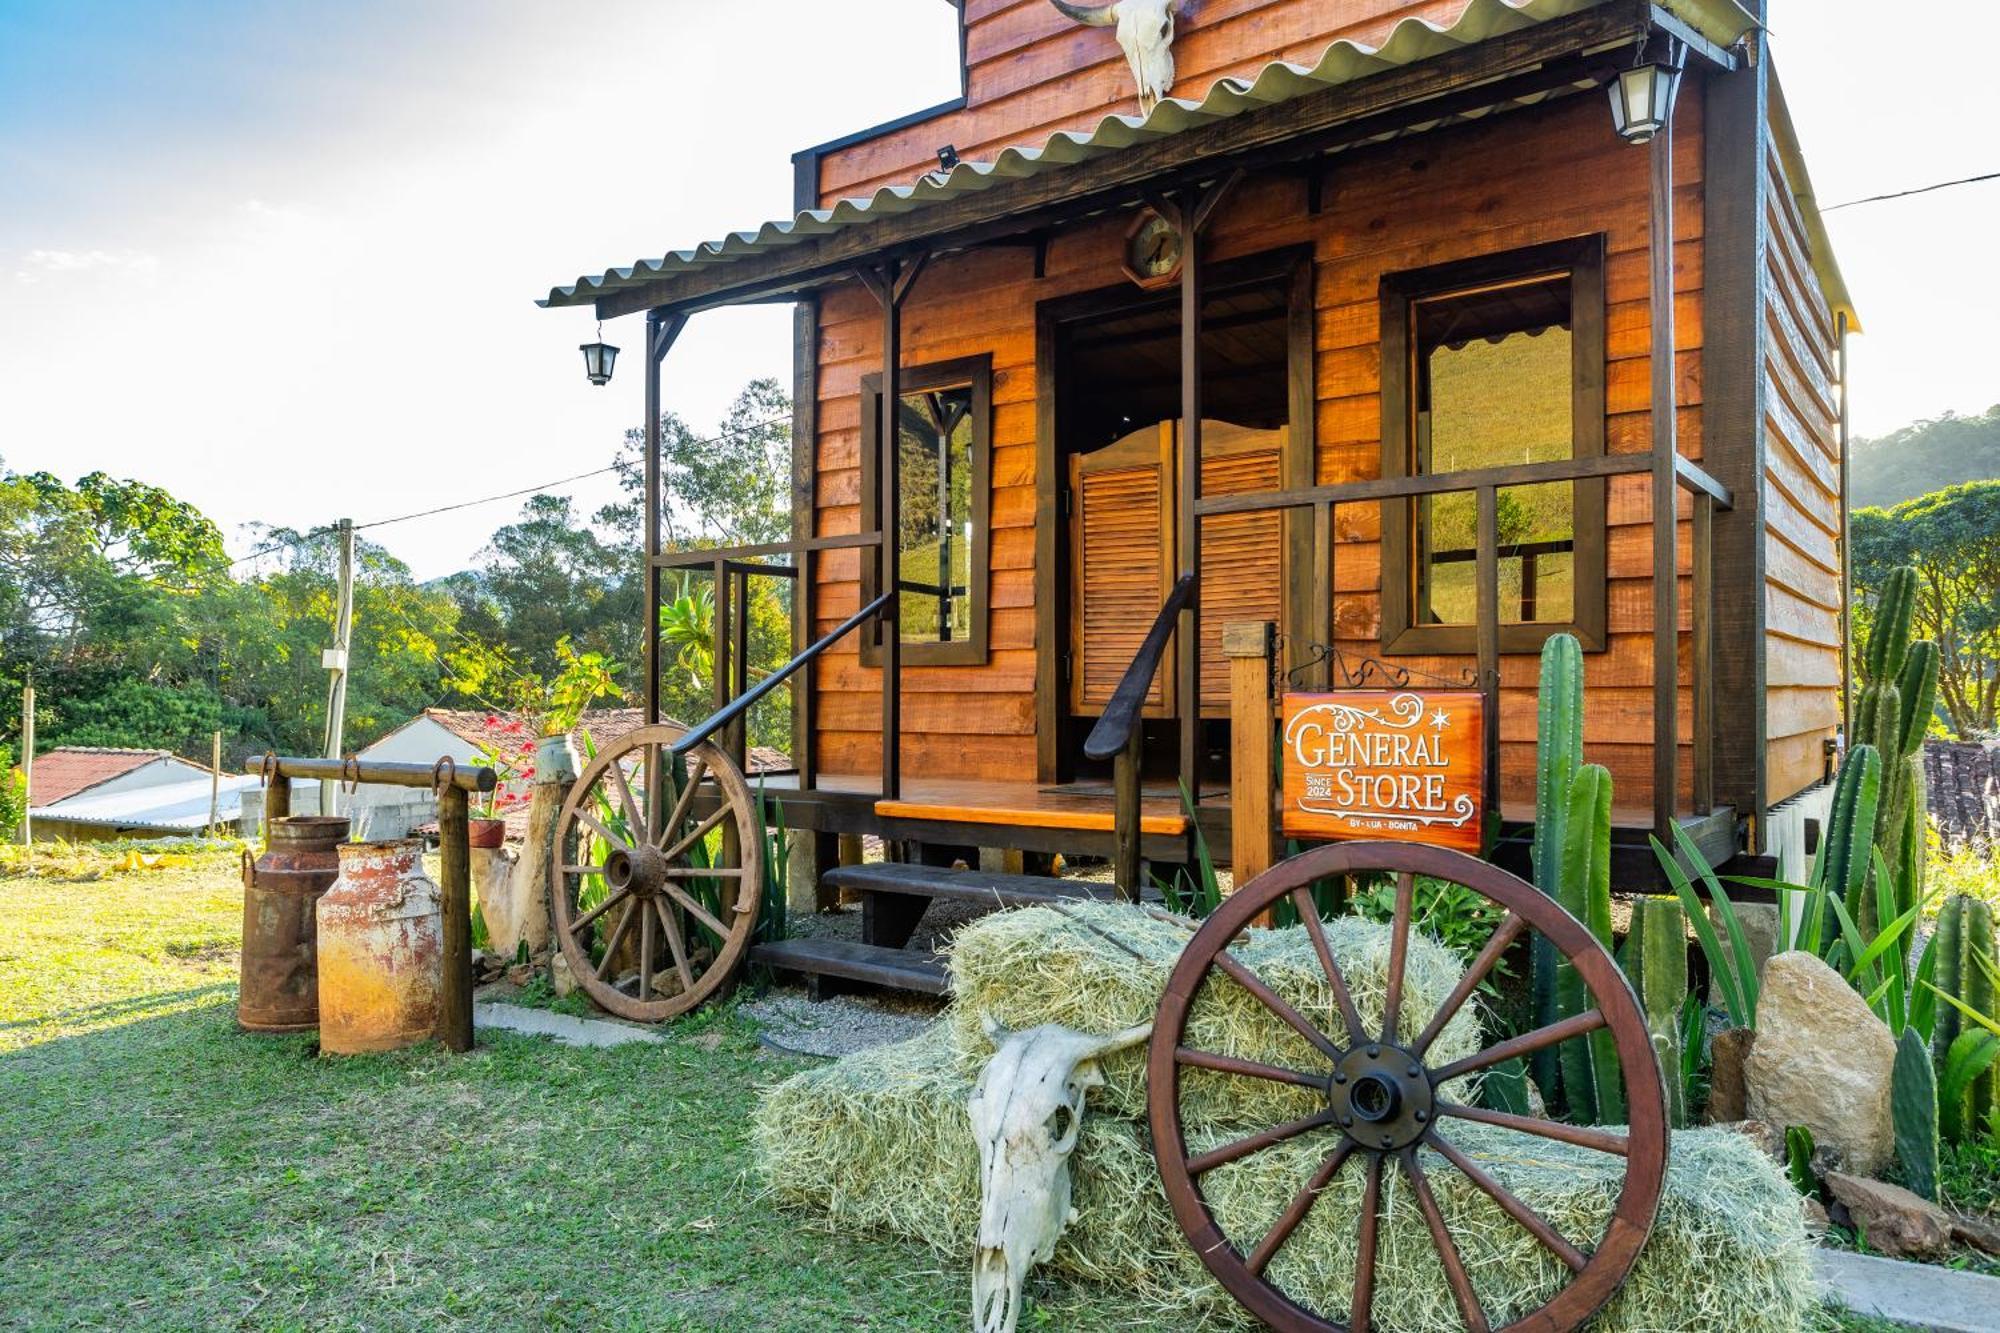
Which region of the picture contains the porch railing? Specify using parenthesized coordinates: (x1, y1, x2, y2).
(1083, 572, 1197, 898)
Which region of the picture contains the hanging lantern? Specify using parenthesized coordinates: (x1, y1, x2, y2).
(580, 324, 620, 387)
(1608, 48, 1684, 145)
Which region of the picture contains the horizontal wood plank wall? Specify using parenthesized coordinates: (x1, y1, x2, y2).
(1760, 129, 1843, 805)
(816, 0, 1491, 208)
(812, 91, 1710, 816)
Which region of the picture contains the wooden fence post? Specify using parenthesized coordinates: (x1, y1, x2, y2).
(1225, 621, 1277, 893)
(437, 785, 474, 1053)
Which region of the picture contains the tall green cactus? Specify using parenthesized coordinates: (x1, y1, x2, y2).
(1630, 896, 1691, 1127)
(1933, 894, 1998, 1136)
(1532, 633, 1585, 1101)
(1824, 745, 1883, 941)
(1554, 762, 1622, 1125)
(1892, 1026, 1940, 1200)
(1853, 567, 1939, 936)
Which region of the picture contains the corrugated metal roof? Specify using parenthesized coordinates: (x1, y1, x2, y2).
(33, 773, 264, 833)
(539, 0, 1618, 311)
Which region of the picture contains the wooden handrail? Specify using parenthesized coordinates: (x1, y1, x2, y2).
(672, 590, 894, 757)
(1084, 573, 1197, 763)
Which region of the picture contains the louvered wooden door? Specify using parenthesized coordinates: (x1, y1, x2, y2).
(1068, 421, 1287, 721)
(1069, 424, 1176, 716)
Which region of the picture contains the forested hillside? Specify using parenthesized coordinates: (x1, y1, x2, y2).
(1851, 404, 2000, 508)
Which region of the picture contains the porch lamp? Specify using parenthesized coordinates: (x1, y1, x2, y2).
(1608, 41, 1685, 144)
(580, 323, 620, 387)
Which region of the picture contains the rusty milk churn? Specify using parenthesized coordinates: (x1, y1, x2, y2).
(316, 839, 444, 1055)
(238, 816, 351, 1033)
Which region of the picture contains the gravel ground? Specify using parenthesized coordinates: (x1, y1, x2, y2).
(743, 990, 943, 1058)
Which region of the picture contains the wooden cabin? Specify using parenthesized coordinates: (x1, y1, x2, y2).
(541, 0, 1854, 990)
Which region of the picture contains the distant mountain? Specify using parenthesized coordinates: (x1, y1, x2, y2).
(1852, 405, 2000, 510)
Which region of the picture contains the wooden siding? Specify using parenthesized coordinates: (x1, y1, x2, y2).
(816, 0, 1497, 208)
(811, 88, 1721, 816)
(1760, 128, 1844, 805)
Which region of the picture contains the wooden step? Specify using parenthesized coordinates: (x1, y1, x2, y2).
(749, 937, 950, 997)
(823, 861, 1154, 909)
(873, 795, 1188, 836)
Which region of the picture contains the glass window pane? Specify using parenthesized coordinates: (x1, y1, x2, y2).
(1412, 277, 1576, 627)
(897, 384, 974, 645)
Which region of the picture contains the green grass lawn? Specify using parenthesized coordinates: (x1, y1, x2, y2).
(0, 847, 1147, 1332)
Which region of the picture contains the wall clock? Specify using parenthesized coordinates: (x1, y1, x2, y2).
(1123, 209, 1184, 290)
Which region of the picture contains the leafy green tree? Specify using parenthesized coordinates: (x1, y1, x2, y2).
(471, 494, 639, 679)
(1854, 481, 2000, 739)
(1852, 405, 2000, 510)
(607, 378, 793, 547)
(0, 745, 24, 840)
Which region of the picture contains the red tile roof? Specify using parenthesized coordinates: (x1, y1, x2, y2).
(27, 748, 172, 805)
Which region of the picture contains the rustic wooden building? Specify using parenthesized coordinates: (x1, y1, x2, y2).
(541, 0, 1854, 991)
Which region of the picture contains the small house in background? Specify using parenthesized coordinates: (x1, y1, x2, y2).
(343, 709, 791, 840)
(27, 747, 260, 841)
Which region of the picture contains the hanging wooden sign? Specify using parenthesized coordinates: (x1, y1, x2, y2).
(1280, 691, 1486, 852)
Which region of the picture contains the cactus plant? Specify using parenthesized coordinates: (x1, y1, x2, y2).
(1531, 633, 1585, 1101)
(1823, 745, 1883, 947)
(1630, 895, 1691, 1127)
(1892, 1026, 1940, 1200)
(1932, 894, 1999, 1136)
(1554, 762, 1622, 1125)
(1852, 567, 1940, 937)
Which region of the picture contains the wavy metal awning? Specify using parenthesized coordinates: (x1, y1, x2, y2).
(538, 0, 1766, 314)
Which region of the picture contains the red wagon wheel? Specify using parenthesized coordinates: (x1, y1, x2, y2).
(1147, 842, 1667, 1333)
(551, 724, 764, 1023)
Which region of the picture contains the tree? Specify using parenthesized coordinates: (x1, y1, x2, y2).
(607, 378, 794, 548)
(471, 494, 639, 679)
(1851, 405, 2000, 509)
(1854, 481, 2000, 739)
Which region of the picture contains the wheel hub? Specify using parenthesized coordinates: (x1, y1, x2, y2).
(1330, 1043, 1433, 1152)
(603, 842, 668, 898)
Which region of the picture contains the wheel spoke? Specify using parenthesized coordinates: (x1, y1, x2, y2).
(663, 882, 732, 941)
(1352, 1154, 1383, 1333)
(575, 809, 630, 855)
(662, 865, 747, 880)
(566, 887, 629, 941)
(1412, 911, 1528, 1057)
(595, 898, 638, 981)
(1294, 889, 1370, 1046)
(1212, 950, 1343, 1063)
(606, 758, 646, 847)
(1246, 1139, 1355, 1276)
(659, 803, 731, 865)
(1428, 1130, 1589, 1273)
(1404, 1149, 1490, 1333)
(1436, 1101, 1629, 1157)
(1188, 1109, 1340, 1176)
(560, 863, 607, 877)
(638, 891, 655, 1001)
(1175, 1047, 1328, 1091)
(1432, 1010, 1607, 1084)
(654, 754, 707, 850)
(643, 744, 663, 831)
(655, 897, 696, 994)
(1380, 872, 1415, 1043)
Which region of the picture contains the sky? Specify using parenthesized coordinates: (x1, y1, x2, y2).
(1, 0, 1995, 581)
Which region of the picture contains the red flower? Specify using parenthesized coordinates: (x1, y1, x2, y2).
(484, 715, 501, 727)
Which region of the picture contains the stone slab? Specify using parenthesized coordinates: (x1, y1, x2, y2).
(473, 1001, 664, 1049)
(1815, 1248, 2000, 1332)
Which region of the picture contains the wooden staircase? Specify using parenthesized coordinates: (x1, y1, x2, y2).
(748, 862, 1157, 1000)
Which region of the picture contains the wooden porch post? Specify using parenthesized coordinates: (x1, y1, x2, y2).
(1649, 73, 1682, 843)
(642, 310, 688, 733)
(1225, 622, 1277, 887)
(1177, 200, 1206, 806)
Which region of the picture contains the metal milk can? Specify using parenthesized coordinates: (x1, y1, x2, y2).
(316, 839, 444, 1055)
(238, 816, 350, 1033)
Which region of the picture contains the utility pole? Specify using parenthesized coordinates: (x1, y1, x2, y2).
(19, 672, 34, 846)
(319, 519, 356, 818)
(208, 730, 222, 837)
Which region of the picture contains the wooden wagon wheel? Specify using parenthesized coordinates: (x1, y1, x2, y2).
(550, 724, 764, 1023)
(1148, 842, 1667, 1333)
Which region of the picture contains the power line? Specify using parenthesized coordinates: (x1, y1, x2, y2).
(1823, 170, 2000, 213)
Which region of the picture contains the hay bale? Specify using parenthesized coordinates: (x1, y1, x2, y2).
(755, 1031, 1814, 1332)
(945, 902, 1482, 1131)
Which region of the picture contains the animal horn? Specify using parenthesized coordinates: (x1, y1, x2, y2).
(1083, 1022, 1154, 1057)
(1049, 0, 1119, 27)
(981, 1012, 1014, 1046)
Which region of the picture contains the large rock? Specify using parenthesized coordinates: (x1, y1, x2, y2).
(1825, 1173, 1952, 1261)
(1744, 951, 1897, 1176)
(1707, 1027, 1755, 1123)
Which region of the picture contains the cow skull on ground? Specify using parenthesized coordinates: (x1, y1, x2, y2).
(1049, 0, 1186, 116)
(968, 1015, 1153, 1333)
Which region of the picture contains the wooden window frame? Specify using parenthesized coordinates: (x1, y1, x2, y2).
(1379, 235, 1609, 656)
(859, 354, 994, 667)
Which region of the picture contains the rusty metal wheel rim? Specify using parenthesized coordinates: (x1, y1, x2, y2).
(1146, 842, 1667, 1333)
(551, 725, 764, 1023)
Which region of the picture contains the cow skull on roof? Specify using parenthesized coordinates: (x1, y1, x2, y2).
(1048, 0, 1186, 116)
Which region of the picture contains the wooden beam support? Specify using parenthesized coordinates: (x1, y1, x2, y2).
(858, 257, 925, 801)
(1225, 622, 1277, 886)
(437, 784, 474, 1054)
(1649, 77, 1681, 843)
(643, 311, 688, 734)
(1178, 188, 1205, 805)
